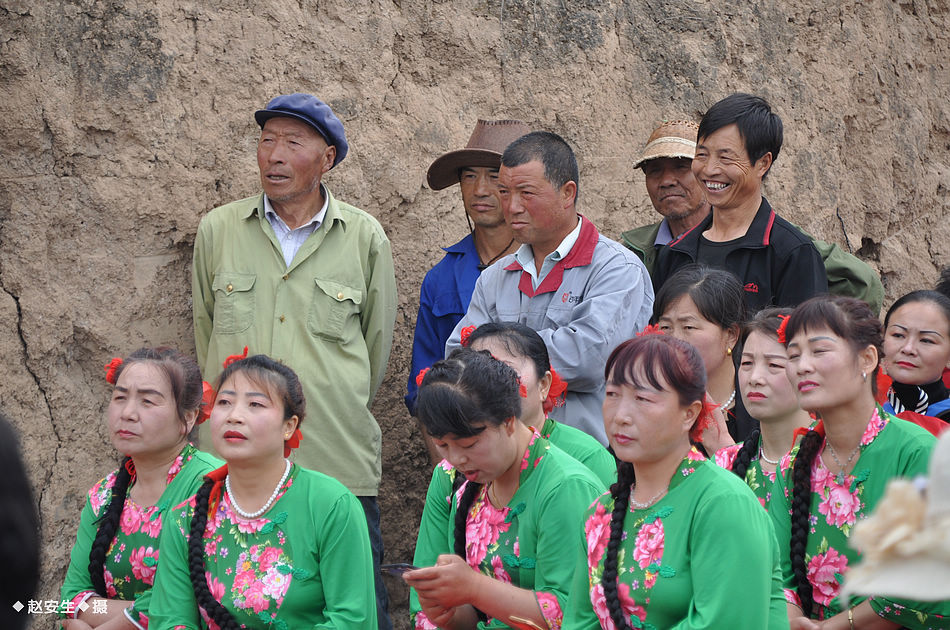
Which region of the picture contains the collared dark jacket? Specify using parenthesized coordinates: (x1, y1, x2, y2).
(653, 197, 828, 311)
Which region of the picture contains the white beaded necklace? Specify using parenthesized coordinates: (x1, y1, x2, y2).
(722, 388, 737, 409)
(226, 459, 291, 519)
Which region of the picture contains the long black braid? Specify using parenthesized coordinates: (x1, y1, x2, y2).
(603, 461, 636, 630)
(189, 478, 239, 630)
(87, 457, 133, 595)
(730, 428, 761, 480)
(789, 429, 823, 617)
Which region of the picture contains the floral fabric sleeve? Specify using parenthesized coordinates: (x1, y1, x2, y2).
(410, 461, 456, 626)
(148, 501, 202, 629)
(869, 597, 950, 629)
(59, 474, 114, 618)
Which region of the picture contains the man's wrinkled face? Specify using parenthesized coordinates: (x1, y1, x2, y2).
(643, 157, 707, 222)
(257, 117, 335, 205)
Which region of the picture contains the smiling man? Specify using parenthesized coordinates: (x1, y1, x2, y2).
(652, 94, 827, 311)
(446, 131, 653, 443)
(191, 93, 397, 630)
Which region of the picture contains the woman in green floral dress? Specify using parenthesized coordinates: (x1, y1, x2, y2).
(60, 347, 221, 630)
(405, 347, 605, 630)
(149, 354, 376, 630)
(716, 308, 811, 507)
(771, 296, 948, 629)
(562, 332, 788, 630)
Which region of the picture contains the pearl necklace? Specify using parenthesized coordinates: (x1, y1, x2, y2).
(630, 486, 668, 510)
(758, 446, 780, 466)
(721, 389, 736, 409)
(226, 459, 291, 519)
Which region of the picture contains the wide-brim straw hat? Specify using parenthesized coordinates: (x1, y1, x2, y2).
(633, 120, 699, 169)
(843, 429, 950, 602)
(427, 119, 532, 190)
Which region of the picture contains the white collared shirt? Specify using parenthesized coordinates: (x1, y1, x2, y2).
(514, 216, 583, 290)
(263, 186, 329, 266)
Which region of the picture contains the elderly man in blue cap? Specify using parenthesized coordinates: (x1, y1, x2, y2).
(192, 93, 397, 629)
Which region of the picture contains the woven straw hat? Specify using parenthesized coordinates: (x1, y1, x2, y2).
(427, 119, 531, 190)
(843, 429, 950, 602)
(633, 120, 699, 169)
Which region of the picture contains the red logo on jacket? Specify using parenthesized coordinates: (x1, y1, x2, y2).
(743, 282, 759, 294)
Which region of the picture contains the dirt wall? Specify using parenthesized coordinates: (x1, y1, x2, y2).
(2, 0, 948, 628)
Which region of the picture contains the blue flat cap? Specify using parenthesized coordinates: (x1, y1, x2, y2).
(254, 93, 348, 168)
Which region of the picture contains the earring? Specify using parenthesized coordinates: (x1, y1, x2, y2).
(862, 372, 867, 382)
(726, 347, 732, 356)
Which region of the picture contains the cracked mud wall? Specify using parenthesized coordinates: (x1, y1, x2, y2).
(1, 0, 948, 627)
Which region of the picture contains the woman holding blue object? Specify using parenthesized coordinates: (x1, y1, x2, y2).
(60, 347, 220, 630)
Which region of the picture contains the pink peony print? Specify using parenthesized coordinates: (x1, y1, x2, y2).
(590, 582, 647, 630)
(139, 512, 163, 538)
(514, 538, 520, 556)
(860, 409, 887, 445)
(714, 444, 740, 470)
(206, 572, 225, 601)
(165, 453, 185, 483)
(120, 505, 145, 536)
(233, 568, 255, 592)
(811, 456, 834, 492)
(633, 520, 664, 570)
(414, 613, 439, 630)
(242, 581, 270, 614)
(491, 555, 511, 584)
(104, 568, 117, 598)
(535, 591, 563, 630)
(465, 497, 511, 567)
(585, 502, 612, 568)
(258, 546, 282, 573)
(262, 566, 292, 601)
(807, 548, 849, 607)
(129, 547, 159, 584)
(89, 475, 114, 514)
(686, 447, 706, 461)
(817, 479, 862, 527)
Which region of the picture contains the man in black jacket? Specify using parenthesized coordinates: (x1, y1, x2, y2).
(652, 94, 827, 311)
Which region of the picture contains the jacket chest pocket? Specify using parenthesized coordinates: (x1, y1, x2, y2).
(308, 277, 363, 342)
(212, 273, 256, 334)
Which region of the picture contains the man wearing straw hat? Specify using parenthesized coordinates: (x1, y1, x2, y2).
(627, 111, 884, 314)
(406, 119, 530, 419)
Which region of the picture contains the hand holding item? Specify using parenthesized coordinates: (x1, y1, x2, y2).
(403, 554, 480, 610)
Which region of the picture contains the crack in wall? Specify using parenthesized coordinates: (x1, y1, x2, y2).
(1, 285, 59, 513)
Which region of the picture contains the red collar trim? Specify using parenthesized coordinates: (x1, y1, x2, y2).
(762, 210, 776, 246)
(504, 215, 599, 297)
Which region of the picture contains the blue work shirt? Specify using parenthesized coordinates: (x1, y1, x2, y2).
(406, 234, 481, 414)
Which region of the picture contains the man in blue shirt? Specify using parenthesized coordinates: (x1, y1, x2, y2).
(406, 120, 530, 425)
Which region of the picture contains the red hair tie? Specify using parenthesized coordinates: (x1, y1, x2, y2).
(205, 465, 229, 518)
(460, 325, 476, 347)
(284, 428, 303, 458)
(636, 323, 664, 337)
(223, 346, 249, 369)
(415, 367, 430, 387)
(104, 357, 123, 385)
(542, 368, 568, 415)
(124, 458, 137, 482)
(518, 381, 528, 399)
(197, 382, 215, 425)
(776, 315, 790, 344)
